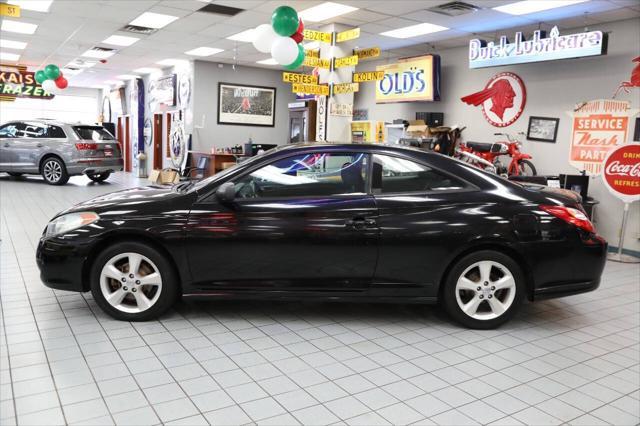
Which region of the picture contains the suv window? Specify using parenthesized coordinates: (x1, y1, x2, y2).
(0, 123, 24, 138)
(73, 126, 114, 141)
(234, 152, 368, 199)
(21, 123, 48, 138)
(372, 154, 467, 193)
(47, 125, 66, 138)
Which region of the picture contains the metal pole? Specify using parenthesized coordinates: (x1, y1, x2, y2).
(608, 202, 640, 263)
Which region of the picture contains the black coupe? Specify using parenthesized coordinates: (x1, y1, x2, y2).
(37, 143, 607, 328)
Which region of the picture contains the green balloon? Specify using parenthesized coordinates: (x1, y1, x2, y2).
(271, 6, 299, 37)
(35, 70, 47, 84)
(44, 64, 60, 80)
(284, 44, 305, 70)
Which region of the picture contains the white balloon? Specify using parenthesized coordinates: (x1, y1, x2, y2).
(252, 24, 277, 54)
(42, 79, 59, 94)
(271, 36, 299, 66)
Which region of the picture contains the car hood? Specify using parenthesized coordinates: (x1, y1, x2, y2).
(59, 185, 191, 217)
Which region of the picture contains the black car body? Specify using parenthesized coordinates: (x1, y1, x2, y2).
(37, 143, 607, 328)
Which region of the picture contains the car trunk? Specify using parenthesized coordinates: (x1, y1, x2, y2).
(73, 126, 122, 159)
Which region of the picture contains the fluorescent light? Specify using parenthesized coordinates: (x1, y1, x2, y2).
(81, 49, 115, 59)
(7, 0, 53, 13)
(299, 2, 358, 22)
(103, 35, 139, 46)
(156, 58, 188, 66)
(104, 80, 124, 86)
(185, 47, 223, 56)
(69, 61, 97, 68)
(0, 52, 20, 61)
(493, 0, 589, 15)
(116, 74, 138, 80)
(1, 20, 38, 35)
(227, 29, 255, 42)
(380, 23, 448, 38)
(257, 58, 278, 65)
(0, 39, 27, 49)
(133, 67, 161, 74)
(129, 12, 178, 29)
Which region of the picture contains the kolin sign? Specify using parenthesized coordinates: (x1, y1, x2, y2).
(375, 55, 441, 103)
(602, 143, 640, 203)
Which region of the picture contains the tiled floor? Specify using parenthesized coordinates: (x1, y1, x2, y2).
(1, 172, 639, 426)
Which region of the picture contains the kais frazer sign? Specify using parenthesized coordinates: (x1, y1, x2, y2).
(0, 64, 55, 101)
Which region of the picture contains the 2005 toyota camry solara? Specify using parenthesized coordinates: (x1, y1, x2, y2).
(37, 143, 607, 329)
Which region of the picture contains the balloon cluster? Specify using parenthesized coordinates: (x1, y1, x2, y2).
(252, 6, 305, 70)
(34, 64, 68, 94)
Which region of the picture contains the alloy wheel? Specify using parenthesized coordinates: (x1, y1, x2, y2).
(43, 160, 62, 183)
(99, 252, 163, 314)
(454, 260, 516, 320)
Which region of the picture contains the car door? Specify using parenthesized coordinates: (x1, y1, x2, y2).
(185, 150, 379, 295)
(11, 122, 48, 173)
(370, 153, 479, 299)
(0, 122, 26, 171)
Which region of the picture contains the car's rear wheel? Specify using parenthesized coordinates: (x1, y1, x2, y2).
(90, 242, 178, 321)
(87, 171, 111, 183)
(41, 157, 69, 185)
(442, 250, 525, 329)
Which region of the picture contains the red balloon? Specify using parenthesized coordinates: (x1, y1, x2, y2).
(291, 31, 304, 44)
(297, 18, 304, 34)
(55, 75, 68, 89)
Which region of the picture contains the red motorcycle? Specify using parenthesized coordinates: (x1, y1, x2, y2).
(459, 132, 536, 176)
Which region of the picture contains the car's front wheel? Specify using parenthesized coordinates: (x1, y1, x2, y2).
(442, 250, 525, 329)
(90, 242, 179, 321)
(87, 171, 111, 183)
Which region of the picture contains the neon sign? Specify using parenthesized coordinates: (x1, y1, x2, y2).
(469, 26, 607, 69)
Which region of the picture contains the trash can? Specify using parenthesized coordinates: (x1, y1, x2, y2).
(136, 152, 148, 178)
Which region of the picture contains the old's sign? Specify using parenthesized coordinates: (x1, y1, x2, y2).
(333, 82, 359, 94)
(336, 28, 360, 43)
(303, 57, 331, 69)
(354, 47, 381, 60)
(282, 72, 318, 84)
(334, 55, 358, 68)
(292, 83, 329, 96)
(303, 29, 332, 44)
(0, 64, 54, 101)
(353, 71, 384, 83)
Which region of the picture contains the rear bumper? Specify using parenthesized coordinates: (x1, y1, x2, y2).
(67, 158, 123, 175)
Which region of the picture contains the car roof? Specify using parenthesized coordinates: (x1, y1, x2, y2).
(276, 142, 432, 157)
(2, 119, 101, 127)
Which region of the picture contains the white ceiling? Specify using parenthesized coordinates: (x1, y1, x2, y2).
(1, 0, 639, 88)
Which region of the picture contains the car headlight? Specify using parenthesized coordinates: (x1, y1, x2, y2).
(45, 212, 100, 237)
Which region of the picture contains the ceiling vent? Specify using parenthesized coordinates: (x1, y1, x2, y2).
(427, 1, 480, 16)
(198, 3, 244, 16)
(120, 24, 158, 35)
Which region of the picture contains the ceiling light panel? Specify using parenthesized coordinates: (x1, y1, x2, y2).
(156, 58, 189, 66)
(129, 12, 178, 29)
(493, 0, 589, 15)
(116, 74, 138, 80)
(133, 67, 161, 74)
(7, 0, 53, 13)
(0, 39, 27, 49)
(103, 35, 140, 46)
(104, 80, 124, 85)
(227, 29, 255, 42)
(81, 49, 115, 59)
(380, 23, 449, 38)
(299, 2, 358, 22)
(1, 20, 38, 35)
(0, 52, 20, 61)
(185, 47, 223, 56)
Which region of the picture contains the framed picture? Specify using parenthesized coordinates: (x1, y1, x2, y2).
(633, 117, 640, 142)
(527, 116, 559, 143)
(218, 82, 276, 127)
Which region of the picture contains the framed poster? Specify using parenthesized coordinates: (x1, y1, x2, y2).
(151, 74, 176, 107)
(375, 55, 441, 103)
(527, 116, 559, 143)
(218, 82, 276, 127)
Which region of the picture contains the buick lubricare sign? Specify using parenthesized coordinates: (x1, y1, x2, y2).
(375, 55, 440, 103)
(602, 144, 640, 203)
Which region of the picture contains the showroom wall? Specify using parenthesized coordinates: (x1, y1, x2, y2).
(191, 61, 296, 152)
(354, 18, 640, 254)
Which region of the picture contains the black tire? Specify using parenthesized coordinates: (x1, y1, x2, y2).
(441, 250, 525, 329)
(90, 241, 179, 321)
(7, 172, 23, 177)
(41, 157, 69, 185)
(88, 171, 111, 183)
(517, 160, 537, 176)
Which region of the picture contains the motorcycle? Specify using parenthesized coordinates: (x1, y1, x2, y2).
(459, 132, 536, 176)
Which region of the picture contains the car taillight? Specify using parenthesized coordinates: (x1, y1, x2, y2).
(76, 143, 98, 150)
(540, 205, 595, 233)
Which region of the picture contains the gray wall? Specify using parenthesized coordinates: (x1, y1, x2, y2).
(354, 18, 640, 254)
(192, 61, 296, 151)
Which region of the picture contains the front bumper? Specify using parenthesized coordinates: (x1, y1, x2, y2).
(67, 158, 124, 176)
(37, 236, 90, 292)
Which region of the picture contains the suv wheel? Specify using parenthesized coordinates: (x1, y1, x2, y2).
(442, 250, 525, 329)
(41, 157, 69, 185)
(88, 171, 111, 183)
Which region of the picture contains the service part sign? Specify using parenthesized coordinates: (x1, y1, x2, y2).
(375, 55, 440, 103)
(602, 144, 640, 203)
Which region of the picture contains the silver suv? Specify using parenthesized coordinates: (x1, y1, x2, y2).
(0, 120, 124, 185)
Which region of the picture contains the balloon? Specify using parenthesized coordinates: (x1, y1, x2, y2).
(44, 64, 60, 80)
(252, 24, 278, 53)
(271, 36, 299, 65)
(271, 5, 299, 37)
(297, 18, 304, 34)
(291, 31, 303, 44)
(284, 44, 305, 70)
(55, 75, 68, 89)
(35, 70, 47, 84)
(42, 79, 58, 94)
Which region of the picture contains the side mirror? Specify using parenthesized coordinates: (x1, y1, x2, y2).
(215, 182, 235, 203)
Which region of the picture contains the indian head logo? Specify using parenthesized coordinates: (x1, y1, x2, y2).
(461, 72, 526, 127)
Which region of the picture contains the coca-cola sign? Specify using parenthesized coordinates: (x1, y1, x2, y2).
(602, 144, 640, 203)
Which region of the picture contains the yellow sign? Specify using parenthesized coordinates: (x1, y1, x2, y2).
(305, 49, 320, 59)
(353, 71, 385, 83)
(303, 56, 331, 69)
(303, 29, 332, 44)
(375, 55, 439, 103)
(336, 28, 360, 43)
(292, 83, 329, 96)
(355, 47, 381, 60)
(282, 72, 318, 84)
(0, 3, 20, 17)
(334, 55, 358, 68)
(333, 82, 359, 95)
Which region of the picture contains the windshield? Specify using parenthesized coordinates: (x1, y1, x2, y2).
(73, 126, 115, 141)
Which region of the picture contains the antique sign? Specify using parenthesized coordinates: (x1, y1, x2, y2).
(282, 72, 318, 84)
(334, 55, 358, 68)
(354, 47, 380, 60)
(0, 3, 20, 17)
(336, 28, 360, 43)
(303, 29, 332, 44)
(329, 102, 353, 117)
(333, 82, 359, 95)
(292, 83, 329, 96)
(461, 72, 526, 127)
(375, 55, 441, 103)
(0, 64, 54, 101)
(303, 57, 331, 69)
(353, 71, 384, 83)
(602, 143, 640, 203)
(316, 96, 327, 141)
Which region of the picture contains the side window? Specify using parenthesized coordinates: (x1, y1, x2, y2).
(21, 124, 48, 138)
(234, 152, 369, 199)
(0, 123, 24, 138)
(47, 126, 66, 138)
(372, 154, 467, 194)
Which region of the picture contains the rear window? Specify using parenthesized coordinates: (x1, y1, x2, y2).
(73, 126, 114, 141)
